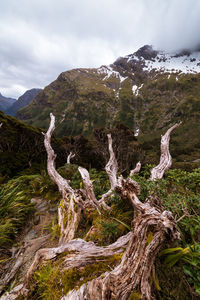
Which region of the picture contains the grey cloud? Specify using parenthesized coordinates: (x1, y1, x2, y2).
(0, 0, 200, 98)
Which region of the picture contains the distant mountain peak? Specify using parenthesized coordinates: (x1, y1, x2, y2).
(133, 45, 158, 60)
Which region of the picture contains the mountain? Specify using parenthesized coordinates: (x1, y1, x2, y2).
(0, 93, 16, 112)
(17, 45, 200, 169)
(6, 88, 42, 116)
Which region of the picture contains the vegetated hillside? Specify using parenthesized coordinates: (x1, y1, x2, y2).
(17, 45, 200, 169)
(6, 88, 42, 116)
(0, 111, 143, 179)
(0, 92, 16, 112)
(0, 111, 67, 179)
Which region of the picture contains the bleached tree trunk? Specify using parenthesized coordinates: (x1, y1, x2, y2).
(44, 113, 82, 244)
(130, 161, 141, 176)
(19, 120, 180, 300)
(99, 134, 121, 208)
(44, 114, 116, 244)
(105, 133, 118, 189)
(67, 151, 75, 164)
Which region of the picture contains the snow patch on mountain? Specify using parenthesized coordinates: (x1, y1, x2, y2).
(126, 46, 200, 74)
(132, 84, 143, 96)
(97, 65, 127, 82)
(143, 52, 200, 73)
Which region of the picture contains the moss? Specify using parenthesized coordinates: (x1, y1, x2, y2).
(16, 295, 24, 300)
(30, 253, 123, 299)
(74, 204, 78, 212)
(128, 291, 141, 300)
(146, 231, 154, 245)
(63, 252, 123, 290)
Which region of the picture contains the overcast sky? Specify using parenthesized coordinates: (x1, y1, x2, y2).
(1, 0, 200, 98)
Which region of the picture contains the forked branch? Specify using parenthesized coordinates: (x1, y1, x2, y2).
(78, 166, 100, 210)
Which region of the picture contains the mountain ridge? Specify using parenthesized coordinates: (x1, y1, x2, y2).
(6, 88, 42, 116)
(0, 93, 16, 112)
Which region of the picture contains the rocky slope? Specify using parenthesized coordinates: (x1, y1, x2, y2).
(17, 45, 200, 168)
(6, 88, 42, 116)
(0, 93, 16, 112)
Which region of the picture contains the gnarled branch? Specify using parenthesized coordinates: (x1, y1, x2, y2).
(99, 134, 120, 208)
(67, 151, 75, 164)
(105, 133, 118, 189)
(44, 113, 81, 245)
(150, 123, 181, 180)
(44, 113, 73, 196)
(78, 166, 100, 209)
(130, 161, 141, 176)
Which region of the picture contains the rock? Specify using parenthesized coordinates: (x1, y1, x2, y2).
(24, 230, 37, 242)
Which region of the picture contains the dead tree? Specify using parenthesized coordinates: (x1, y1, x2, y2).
(19, 117, 180, 300)
(44, 113, 107, 245)
(67, 151, 75, 164)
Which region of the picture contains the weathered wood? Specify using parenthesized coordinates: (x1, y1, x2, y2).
(130, 161, 141, 176)
(105, 133, 118, 189)
(44, 113, 82, 244)
(0, 284, 23, 300)
(44, 113, 73, 196)
(19, 122, 181, 300)
(21, 234, 131, 298)
(62, 178, 179, 300)
(150, 123, 181, 180)
(78, 166, 100, 209)
(99, 133, 120, 209)
(60, 124, 181, 299)
(67, 151, 75, 164)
